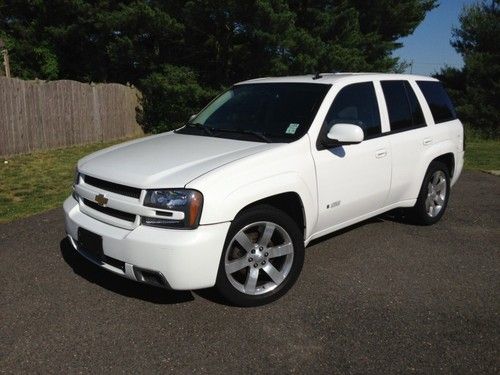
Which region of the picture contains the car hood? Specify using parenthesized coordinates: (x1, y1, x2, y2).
(78, 132, 279, 188)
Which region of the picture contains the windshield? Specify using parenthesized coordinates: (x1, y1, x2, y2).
(177, 83, 331, 143)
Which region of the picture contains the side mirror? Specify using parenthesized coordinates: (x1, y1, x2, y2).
(189, 114, 197, 122)
(326, 123, 364, 145)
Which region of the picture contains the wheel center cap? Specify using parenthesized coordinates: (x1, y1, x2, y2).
(252, 252, 264, 263)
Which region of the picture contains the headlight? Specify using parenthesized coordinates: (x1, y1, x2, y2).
(142, 189, 203, 229)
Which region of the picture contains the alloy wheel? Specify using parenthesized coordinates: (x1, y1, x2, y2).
(425, 170, 447, 217)
(224, 221, 294, 295)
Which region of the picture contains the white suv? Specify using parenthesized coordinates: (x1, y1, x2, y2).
(64, 73, 464, 306)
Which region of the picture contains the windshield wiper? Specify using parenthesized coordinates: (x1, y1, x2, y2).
(183, 122, 214, 136)
(216, 128, 272, 143)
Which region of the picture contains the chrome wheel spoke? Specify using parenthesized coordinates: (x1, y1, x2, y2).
(244, 267, 259, 294)
(425, 196, 432, 212)
(432, 173, 440, 185)
(225, 257, 249, 274)
(259, 223, 275, 247)
(436, 194, 445, 205)
(263, 263, 286, 284)
(428, 182, 433, 193)
(234, 231, 254, 251)
(436, 179, 446, 191)
(268, 242, 293, 258)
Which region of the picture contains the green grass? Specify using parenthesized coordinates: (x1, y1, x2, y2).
(0, 136, 498, 224)
(464, 139, 500, 171)
(0, 137, 142, 223)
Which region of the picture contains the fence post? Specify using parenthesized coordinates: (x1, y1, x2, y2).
(91, 83, 103, 142)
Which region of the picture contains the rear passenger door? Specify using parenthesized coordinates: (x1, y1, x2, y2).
(380, 80, 430, 204)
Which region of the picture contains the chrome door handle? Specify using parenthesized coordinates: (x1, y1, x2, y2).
(375, 149, 387, 158)
(423, 138, 433, 146)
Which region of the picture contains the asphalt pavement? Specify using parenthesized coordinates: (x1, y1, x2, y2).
(0, 171, 498, 374)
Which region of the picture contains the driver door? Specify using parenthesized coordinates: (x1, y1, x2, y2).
(312, 81, 391, 233)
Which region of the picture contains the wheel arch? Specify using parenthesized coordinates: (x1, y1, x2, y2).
(234, 192, 306, 239)
(432, 152, 455, 177)
(409, 142, 457, 199)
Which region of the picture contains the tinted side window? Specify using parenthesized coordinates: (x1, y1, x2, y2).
(324, 82, 381, 137)
(417, 81, 457, 123)
(381, 80, 426, 132)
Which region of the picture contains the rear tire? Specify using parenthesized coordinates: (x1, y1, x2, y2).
(216, 205, 304, 307)
(411, 161, 451, 225)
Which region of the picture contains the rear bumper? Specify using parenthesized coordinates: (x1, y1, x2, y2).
(64, 196, 230, 290)
(451, 150, 465, 187)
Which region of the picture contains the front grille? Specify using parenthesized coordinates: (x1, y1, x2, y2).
(84, 175, 142, 199)
(84, 199, 136, 223)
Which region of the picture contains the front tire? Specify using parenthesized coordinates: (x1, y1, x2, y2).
(216, 205, 304, 307)
(411, 161, 451, 225)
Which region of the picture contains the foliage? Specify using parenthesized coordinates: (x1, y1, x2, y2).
(0, 0, 437, 132)
(139, 64, 216, 132)
(436, 0, 499, 138)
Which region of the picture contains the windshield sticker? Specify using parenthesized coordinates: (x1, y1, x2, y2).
(286, 123, 300, 134)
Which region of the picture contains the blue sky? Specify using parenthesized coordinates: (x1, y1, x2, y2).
(394, 0, 477, 75)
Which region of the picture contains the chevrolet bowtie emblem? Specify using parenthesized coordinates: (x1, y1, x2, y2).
(95, 194, 108, 207)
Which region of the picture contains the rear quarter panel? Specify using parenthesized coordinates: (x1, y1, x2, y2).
(406, 79, 464, 200)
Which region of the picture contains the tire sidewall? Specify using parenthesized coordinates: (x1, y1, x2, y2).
(216, 205, 304, 307)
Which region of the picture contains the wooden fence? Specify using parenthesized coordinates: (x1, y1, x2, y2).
(0, 77, 143, 157)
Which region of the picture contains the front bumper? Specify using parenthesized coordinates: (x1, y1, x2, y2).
(64, 196, 230, 290)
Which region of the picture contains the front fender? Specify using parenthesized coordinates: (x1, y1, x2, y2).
(187, 137, 318, 239)
(229, 172, 315, 235)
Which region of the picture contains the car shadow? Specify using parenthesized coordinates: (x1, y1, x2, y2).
(380, 208, 417, 226)
(307, 209, 415, 248)
(60, 238, 195, 305)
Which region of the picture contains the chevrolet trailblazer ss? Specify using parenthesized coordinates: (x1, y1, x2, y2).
(64, 73, 464, 306)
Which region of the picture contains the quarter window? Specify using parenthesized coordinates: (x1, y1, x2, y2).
(324, 82, 381, 138)
(381, 80, 426, 132)
(417, 81, 457, 123)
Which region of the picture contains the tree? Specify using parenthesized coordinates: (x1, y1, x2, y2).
(0, 0, 437, 132)
(437, 0, 499, 138)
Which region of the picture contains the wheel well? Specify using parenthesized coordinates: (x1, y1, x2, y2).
(237, 192, 306, 238)
(433, 153, 455, 177)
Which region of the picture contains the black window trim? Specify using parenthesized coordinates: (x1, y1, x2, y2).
(367, 124, 427, 139)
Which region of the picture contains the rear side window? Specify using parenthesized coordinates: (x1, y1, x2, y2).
(381, 80, 426, 132)
(417, 81, 457, 123)
(324, 82, 381, 138)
